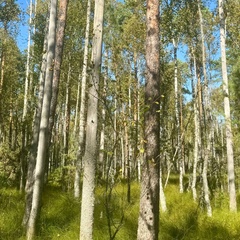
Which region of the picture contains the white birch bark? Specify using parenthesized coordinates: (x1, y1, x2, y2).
(23, 32, 48, 228)
(74, 0, 91, 198)
(191, 51, 199, 202)
(99, 61, 107, 177)
(113, 97, 117, 177)
(62, 64, 71, 189)
(23, 0, 33, 121)
(160, 167, 167, 212)
(20, 0, 34, 192)
(79, 0, 104, 238)
(219, 0, 237, 212)
(26, 0, 57, 238)
(198, 0, 212, 217)
(173, 38, 183, 193)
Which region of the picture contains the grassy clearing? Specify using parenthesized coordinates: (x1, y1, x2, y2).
(161, 181, 240, 240)
(1, 177, 240, 239)
(0, 182, 139, 240)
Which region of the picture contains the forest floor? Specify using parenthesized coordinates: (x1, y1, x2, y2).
(1, 176, 240, 239)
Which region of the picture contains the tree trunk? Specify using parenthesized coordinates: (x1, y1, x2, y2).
(0, 44, 5, 97)
(191, 50, 199, 202)
(23, 17, 48, 228)
(62, 64, 71, 190)
(173, 38, 183, 193)
(198, 0, 212, 217)
(99, 58, 107, 178)
(79, 0, 104, 238)
(123, 103, 131, 202)
(133, 51, 140, 181)
(20, 0, 33, 193)
(45, 0, 68, 184)
(137, 0, 160, 238)
(160, 167, 167, 212)
(74, 0, 91, 198)
(26, 0, 57, 238)
(48, 0, 69, 136)
(219, 0, 237, 212)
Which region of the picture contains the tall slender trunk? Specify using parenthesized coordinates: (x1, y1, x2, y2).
(79, 0, 104, 238)
(133, 51, 140, 180)
(123, 103, 131, 202)
(173, 38, 183, 193)
(137, 0, 160, 238)
(74, 0, 91, 198)
(23, 0, 33, 122)
(49, 0, 69, 141)
(99, 59, 107, 178)
(113, 86, 118, 177)
(219, 0, 237, 212)
(26, 0, 57, 238)
(23, 16, 48, 228)
(0, 44, 5, 97)
(198, 0, 212, 217)
(45, 0, 68, 183)
(0, 38, 5, 145)
(191, 50, 199, 202)
(62, 64, 71, 190)
(20, 0, 33, 193)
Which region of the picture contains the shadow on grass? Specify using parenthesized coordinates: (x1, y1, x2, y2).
(160, 206, 238, 240)
(38, 187, 80, 239)
(94, 182, 139, 240)
(0, 188, 24, 240)
(160, 204, 199, 240)
(160, 182, 240, 240)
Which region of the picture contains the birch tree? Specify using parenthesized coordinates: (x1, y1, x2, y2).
(79, 0, 104, 238)
(219, 0, 237, 212)
(23, 25, 48, 228)
(74, 0, 91, 198)
(20, 0, 33, 192)
(137, 0, 160, 238)
(197, 0, 212, 217)
(190, 49, 200, 202)
(49, 0, 69, 138)
(23, 1, 50, 228)
(172, 38, 183, 193)
(26, 0, 57, 238)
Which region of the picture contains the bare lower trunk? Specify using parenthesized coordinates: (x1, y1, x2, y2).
(79, 0, 104, 238)
(99, 63, 107, 177)
(202, 131, 212, 217)
(23, 20, 48, 228)
(137, 0, 160, 238)
(191, 50, 199, 202)
(74, 0, 91, 198)
(62, 64, 71, 190)
(20, 0, 33, 192)
(173, 38, 183, 193)
(219, 0, 237, 212)
(160, 167, 167, 212)
(26, 0, 57, 238)
(198, 0, 212, 217)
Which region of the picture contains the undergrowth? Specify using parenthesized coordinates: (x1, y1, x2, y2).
(1, 177, 240, 239)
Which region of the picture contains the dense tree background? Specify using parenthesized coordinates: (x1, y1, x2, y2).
(1, 0, 240, 239)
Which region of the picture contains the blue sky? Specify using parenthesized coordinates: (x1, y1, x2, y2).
(16, 0, 218, 53)
(16, 0, 29, 52)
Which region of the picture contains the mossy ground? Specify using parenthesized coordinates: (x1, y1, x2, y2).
(1, 177, 240, 239)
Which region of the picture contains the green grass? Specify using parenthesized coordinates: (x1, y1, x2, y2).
(160, 182, 240, 240)
(0, 188, 24, 240)
(0, 182, 139, 240)
(1, 177, 240, 239)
